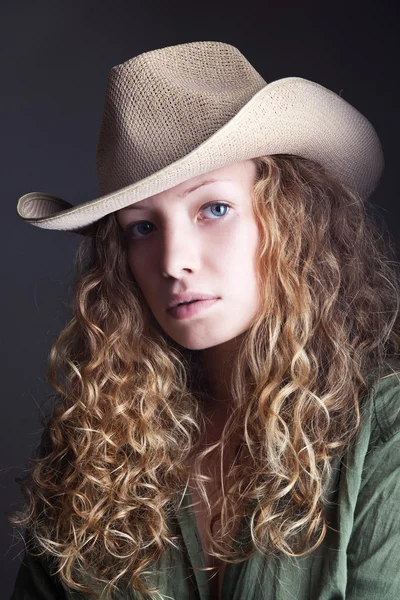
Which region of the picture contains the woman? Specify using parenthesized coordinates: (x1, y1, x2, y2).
(10, 41, 400, 600)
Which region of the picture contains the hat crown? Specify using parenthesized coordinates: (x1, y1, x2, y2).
(96, 41, 266, 195)
(17, 41, 384, 233)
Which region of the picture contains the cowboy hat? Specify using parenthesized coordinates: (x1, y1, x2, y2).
(16, 41, 384, 235)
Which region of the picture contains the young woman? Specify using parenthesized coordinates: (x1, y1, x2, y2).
(10, 41, 400, 600)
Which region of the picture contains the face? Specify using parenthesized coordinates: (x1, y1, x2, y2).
(116, 160, 261, 351)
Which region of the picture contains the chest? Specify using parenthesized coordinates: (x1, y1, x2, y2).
(188, 446, 244, 600)
(187, 407, 245, 598)
(190, 480, 239, 600)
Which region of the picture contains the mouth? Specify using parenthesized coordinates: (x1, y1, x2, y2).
(167, 298, 210, 312)
(167, 293, 219, 311)
(167, 298, 219, 319)
(176, 300, 198, 306)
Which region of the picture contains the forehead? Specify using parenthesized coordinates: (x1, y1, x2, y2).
(120, 160, 256, 211)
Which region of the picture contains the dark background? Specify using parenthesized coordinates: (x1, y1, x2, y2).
(1, 0, 399, 594)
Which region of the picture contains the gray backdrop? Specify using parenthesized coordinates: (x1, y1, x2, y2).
(1, 0, 399, 596)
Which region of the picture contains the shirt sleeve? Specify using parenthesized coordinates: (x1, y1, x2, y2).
(345, 373, 400, 599)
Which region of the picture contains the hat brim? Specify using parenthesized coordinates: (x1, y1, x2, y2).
(16, 77, 384, 235)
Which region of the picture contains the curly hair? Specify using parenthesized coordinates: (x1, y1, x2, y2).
(9, 154, 400, 599)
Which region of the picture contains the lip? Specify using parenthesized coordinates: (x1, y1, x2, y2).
(167, 298, 219, 320)
(167, 292, 218, 310)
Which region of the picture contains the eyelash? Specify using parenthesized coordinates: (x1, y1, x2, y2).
(124, 201, 232, 240)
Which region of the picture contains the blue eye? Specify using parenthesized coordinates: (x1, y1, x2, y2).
(135, 222, 154, 236)
(203, 203, 230, 218)
(125, 202, 231, 240)
(125, 221, 154, 240)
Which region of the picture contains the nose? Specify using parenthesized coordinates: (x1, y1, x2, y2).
(160, 222, 200, 279)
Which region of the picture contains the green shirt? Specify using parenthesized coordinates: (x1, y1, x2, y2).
(10, 365, 400, 600)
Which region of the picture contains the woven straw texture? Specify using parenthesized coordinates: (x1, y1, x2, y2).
(16, 41, 384, 234)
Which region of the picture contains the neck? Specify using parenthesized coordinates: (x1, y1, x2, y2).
(197, 344, 238, 402)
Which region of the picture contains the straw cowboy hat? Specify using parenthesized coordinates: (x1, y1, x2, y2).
(16, 40, 384, 236)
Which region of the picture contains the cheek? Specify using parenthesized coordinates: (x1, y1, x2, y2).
(126, 242, 159, 281)
(126, 254, 136, 278)
(126, 244, 145, 273)
(223, 220, 259, 271)
(126, 252, 147, 287)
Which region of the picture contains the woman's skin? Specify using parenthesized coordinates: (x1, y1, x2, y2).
(117, 159, 262, 595)
(116, 159, 261, 415)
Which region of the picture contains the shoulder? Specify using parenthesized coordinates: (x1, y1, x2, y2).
(366, 359, 400, 446)
(343, 362, 400, 599)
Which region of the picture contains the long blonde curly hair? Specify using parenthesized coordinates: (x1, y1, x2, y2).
(9, 154, 400, 599)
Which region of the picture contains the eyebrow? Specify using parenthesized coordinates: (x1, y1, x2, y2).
(122, 179, 232, 210)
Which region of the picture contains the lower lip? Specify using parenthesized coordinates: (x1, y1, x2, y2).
(168, 298, 219, 320)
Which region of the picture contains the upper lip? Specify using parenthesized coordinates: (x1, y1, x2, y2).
(167, 292, 218, 310)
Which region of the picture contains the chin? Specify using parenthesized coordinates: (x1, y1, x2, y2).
(172, 338, 217, 351)
(169, 332, 241, 352)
